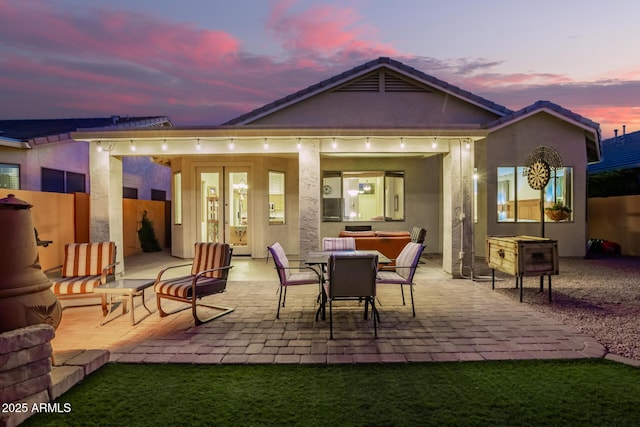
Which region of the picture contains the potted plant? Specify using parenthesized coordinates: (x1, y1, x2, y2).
(545, 202, 571, 222)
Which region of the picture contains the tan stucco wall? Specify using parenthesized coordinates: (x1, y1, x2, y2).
(6, 190, 76, 271)
(122, 199, 166, 257)
(171, 154, 299, 259)
(250, 87, 498, 128)
(477, 113, 590, 257)
(0, 141, 89, 192)
(588, 195, 640, 256)
(319, 155, 443, 254)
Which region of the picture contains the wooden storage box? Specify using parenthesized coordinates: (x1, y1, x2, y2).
(486, 235, 558, 277)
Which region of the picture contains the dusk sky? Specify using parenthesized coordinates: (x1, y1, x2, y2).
(1, 0, 639, 138)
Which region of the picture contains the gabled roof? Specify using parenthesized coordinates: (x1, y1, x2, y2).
(588, 129, 640, 174)
(222, 57, 513, 125)
(0, 116, 171, 147)
(485, 100, 602, 163)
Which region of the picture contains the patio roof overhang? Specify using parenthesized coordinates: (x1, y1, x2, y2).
(72, 126, 489, 157)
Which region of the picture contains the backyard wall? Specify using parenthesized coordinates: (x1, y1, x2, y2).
(4, 190, 167, 269)
(122, 199, 166, 257)
(6, 190, 77, 272)
(588, 195, 640, 256)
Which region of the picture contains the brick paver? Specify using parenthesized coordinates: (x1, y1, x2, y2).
(51, 255, 607, 364)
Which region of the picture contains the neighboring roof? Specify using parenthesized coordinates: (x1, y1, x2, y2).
(223, 57, 513, 125)
(588, 129, 640, 174)
(0, 116, 171, 146)
(485, 100, 602, 163)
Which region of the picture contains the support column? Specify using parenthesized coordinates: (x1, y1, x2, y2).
(442, 139, 474, 278)
(89, 147, 124, 274)
(298, 140, 321, 258)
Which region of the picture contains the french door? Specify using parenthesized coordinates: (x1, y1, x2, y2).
(198, 167, 250, 255)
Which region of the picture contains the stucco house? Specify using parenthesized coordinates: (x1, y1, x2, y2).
(72, 57, 601, 278)
(0, 116, 172, 199)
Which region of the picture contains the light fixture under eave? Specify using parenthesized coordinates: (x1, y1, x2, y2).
(161, 140, 168, 151)
(297, 138, 301, 150)
(332, 138, 337, 149)
(130, 140, 136, 152)
(263, 138, 269, 150)
(196, 139, 201, 151)
(365, 138, 371, 149)
(96, 140, 115, 152)
(228, 138, 235, 150)
(432, 140, 437, 149)
(400, 137, 405, 149)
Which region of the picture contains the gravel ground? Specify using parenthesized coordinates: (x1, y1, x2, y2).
(475, 255, 640, 361)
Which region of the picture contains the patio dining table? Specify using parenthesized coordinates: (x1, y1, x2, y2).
(305, 249, 390, 266)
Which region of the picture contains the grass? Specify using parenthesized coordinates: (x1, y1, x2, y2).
(26, 359, 640, 426)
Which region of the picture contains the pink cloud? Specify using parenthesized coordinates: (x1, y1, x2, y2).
(266, 0, 396, 64)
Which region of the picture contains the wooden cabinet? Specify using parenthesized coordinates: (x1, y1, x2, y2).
(486, 235, 558, 302)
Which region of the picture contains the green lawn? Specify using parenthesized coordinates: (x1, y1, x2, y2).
(26, 359, 640, 426)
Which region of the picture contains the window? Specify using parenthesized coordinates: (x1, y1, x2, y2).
(268, 171, 285, 224)
(322, 171, 405, 222)
(66, 171, 85, 193)
(151, 189, 166, 201)
(0, 163, 20, 189)
(497, 166, 573, 222)
(41, 168, 86, 193)
(174, 172, 182, 225)
(123, 187, 138, 199)
(41, 168, 64, 193)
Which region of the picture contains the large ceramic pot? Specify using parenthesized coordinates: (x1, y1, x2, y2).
(0, 194, 62, 333)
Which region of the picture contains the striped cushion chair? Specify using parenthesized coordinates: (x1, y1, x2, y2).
(267, 242, 322, 319)
(376, 242, 425, 317)
(48, 242, 117, 316)
(322, 237, 356, 251)
(154, 242, 234, 326)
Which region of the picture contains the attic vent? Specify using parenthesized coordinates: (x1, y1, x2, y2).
(384, 73, 429, 92)
(335, 73, 380, 92)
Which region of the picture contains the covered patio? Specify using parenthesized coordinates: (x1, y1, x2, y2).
(51, 250, 605, 364)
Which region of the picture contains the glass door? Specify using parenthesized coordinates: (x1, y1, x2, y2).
(198, 168, 250, 255)
(227, 170, 249, 255)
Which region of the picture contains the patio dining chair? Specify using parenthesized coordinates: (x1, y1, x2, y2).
(322, 237, 356, 251)
(323, 254, 379, 339)
(154, 242, 234, 326)
(376, 242, 425, 317)
(268, 242, 322, 319)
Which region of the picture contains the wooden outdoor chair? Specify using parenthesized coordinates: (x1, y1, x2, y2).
(323, 254, 379, 339)
(268, 242, 322, 319)
(154, 242, 234, 326)
(47, 242, 118, 316)
(376, 242, 425, 316)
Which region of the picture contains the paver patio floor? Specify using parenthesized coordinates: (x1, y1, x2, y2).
(51, 251, 606, 364)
